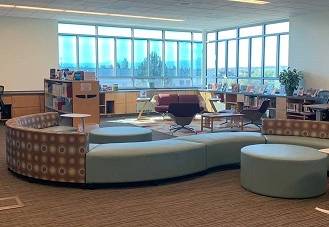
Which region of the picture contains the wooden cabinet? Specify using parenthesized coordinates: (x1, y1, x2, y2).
(102, 91, 139, 115)
(3, 93, 44, 117)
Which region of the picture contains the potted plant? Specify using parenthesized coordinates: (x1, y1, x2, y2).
(279, 67, 303, 96)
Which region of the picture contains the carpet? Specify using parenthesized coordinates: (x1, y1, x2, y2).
(102, 114, 261, 137)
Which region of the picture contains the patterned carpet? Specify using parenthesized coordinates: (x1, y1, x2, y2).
(1, 123, 329, 226)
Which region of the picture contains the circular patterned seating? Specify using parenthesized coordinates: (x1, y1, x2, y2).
(241, 144, 328, 198)
(89, 126, 152, 144)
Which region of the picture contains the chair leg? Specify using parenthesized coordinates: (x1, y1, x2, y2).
(169, 124, 196, 134)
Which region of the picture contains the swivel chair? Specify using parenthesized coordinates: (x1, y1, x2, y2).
(168, 103, 202, 134)
(240, 99, 270, 128)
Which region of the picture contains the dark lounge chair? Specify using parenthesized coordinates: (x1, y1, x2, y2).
(241, 99, 270, 128)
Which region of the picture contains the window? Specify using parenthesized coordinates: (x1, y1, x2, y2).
(264, 36, 278, 77)
(98, 26, 131, 37)
(78, 37, 96, 71)
(58, 36, 77, 69)
(58, 23, 203, 88)
(98, 38, 115, 80)
(178, 42, 191, 77)
(134, 29, 162, 39)
(165, 41, 177, 77)
(165, 31, 191, 40)
(134, 39, 148, 77)
(238, 39, 249, 77)
(58, 24, 95, 35)
(206, 21, 289, 86)
(116, 39, 132, 77)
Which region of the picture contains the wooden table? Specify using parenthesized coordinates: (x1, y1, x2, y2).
(201, 112, 244, 132)
(136, 97, 151, 120)
(60, 113, 91, 132)
(304, 104, 329, 121)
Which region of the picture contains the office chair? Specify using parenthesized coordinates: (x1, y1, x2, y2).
(240, 99, 270, 128)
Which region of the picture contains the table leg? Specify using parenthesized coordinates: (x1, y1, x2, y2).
(201, 116, 204, 131)
(241, 116, 244, 131)
(316, 110, 321, 121)
(137, 101, 148, 120)
(81, 117, 85, 132)
(211, 118, 214, 133)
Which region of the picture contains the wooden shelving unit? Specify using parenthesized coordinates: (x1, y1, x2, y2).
(44, 79, 100, 127)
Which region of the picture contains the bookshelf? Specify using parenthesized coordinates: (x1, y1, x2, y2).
(44, 79, 100, 127)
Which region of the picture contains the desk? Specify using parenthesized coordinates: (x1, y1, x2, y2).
(61, 113, 91, 132)
(304, 104, 329, 121)
(136, 97, 151, 120)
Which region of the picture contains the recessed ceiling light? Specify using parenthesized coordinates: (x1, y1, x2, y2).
(0, 3, 184, 22)
(228, 0, 270, 5)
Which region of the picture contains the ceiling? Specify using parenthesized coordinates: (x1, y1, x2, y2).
(1, 0, 329, 30)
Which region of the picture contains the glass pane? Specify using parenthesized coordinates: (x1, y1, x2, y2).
(165, 31, 191, 40)
(193, 42, 202, 78)
(134, 78, 163, 88)
(217, 41, 226, 77)
(58, 36, 77, 69)
(238, 79, 262, 86)
(164, 78, 192, 88)
(207, 32, 216, 42)
(58, 23, 95, 35)
(251, 37, 262, 77)
(98, 26, 131, 37)
(264, 36, 278, 77)
(134, 29, 162, 39)
(78, 37, 96, 71)
(207, 42, 216, 79)
(264, 80, 281, 91)
(227, 40, 237, 77)
(238, 39, 249, 77)
(103, 78, 133, 88)
(116, 39, 132, 76)
(98, 38, 115, 82)
(218, 29, 237, 40)
(240, 26, 262, 37)
(165, 41, 177, 77)
(149, 40, 163, 77)
(266, 22, 289, 34)
(134, 39, 148, 77)
(279, 35, 289, 73)
(193, 32, 202, 41)
(178, 42, 191, 77)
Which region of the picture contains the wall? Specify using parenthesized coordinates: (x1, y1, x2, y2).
(0, 16, 58, 91)
(289, 11, 329, 89)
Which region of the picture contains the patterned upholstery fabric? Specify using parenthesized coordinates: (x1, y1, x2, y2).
(262, 119, 329, 139)
(6, 112, 88, 183)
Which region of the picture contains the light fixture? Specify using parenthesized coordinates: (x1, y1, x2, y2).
(228, 0, 270, 4)
(0, 3, 184, 22)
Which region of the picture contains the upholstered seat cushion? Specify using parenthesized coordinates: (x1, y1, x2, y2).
(264, 135, 329, 149)
(241, 144, 328, 198)
(39, 125, 77, 132)
(86, 139, 206, 183)
(176, 132, 266, 168)
(154, 105, 169, 113)
(89, 126, 152, 144)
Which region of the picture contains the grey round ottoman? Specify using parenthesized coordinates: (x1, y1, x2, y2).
(89, 127, 152, 144)
(241, 144, 328, 199)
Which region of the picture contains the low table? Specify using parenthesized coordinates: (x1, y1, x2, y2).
(60, 113, 91, 132)
(241, 144, 328, 198)
(201, 112, 244, 132)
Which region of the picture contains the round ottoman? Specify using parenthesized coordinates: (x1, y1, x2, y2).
(89, 126, 152, 144)
(241, 144, 328, 199)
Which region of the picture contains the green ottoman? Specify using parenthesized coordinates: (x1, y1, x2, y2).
(241, 144, 328, 198)
(89, 126, 152, 144)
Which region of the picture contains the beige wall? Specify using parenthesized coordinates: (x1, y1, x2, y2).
(289, 11, 329, 89)
(0, 16, 58, 91)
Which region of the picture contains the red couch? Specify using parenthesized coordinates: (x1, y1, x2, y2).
(154, 94, 203, 114)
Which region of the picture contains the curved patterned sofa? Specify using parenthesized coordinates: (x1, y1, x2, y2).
(5, 112, 329, 184)
(6, 112, 88, 183)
